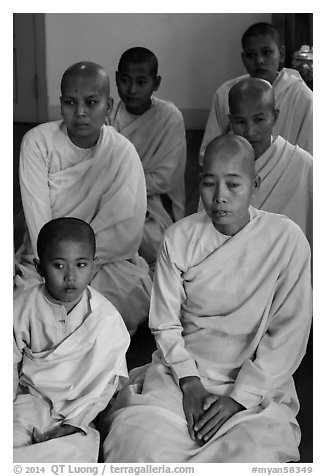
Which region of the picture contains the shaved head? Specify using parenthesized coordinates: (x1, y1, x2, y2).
(37, 217, 96, 261)
(229, 77, 275, 114)
(61, 61, 111, 96)
(204, 134, 256, 178)
(118, 47, 158, 78)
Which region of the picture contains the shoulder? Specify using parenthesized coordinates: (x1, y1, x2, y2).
(277, 68, 312, 99)
(279, 137, 313, 165)
(101, 125, 141, 164)
(87, 286, 129, 335)
(256, 208, 310, 254)
(13, 284, 44, 324)
(102, 125, 137, 152)
(88, 286, 124, 318)
(164, 211, 208, 247)
(21, 121, 63, 145)
(152, 97, 183, 120)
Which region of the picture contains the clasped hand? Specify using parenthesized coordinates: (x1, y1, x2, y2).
(179, 376, 244, 445)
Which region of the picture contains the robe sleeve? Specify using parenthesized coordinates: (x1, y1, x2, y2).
(150, 236, 200, 383)
(144, 114, 186, 197)
(89, 142, 147, 263)
(19, 130, 53, 256)
(229, 230, 312, 409)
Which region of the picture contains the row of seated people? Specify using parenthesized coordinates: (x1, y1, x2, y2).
(13, 21, 312, 463)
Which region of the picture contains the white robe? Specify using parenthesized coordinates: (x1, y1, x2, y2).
(200, 68, 313, 163)
(110, 97, 187, 267)
(14, 284, 130, 462)
(15, 121, 151, 334)
(102, 208, 312, 463)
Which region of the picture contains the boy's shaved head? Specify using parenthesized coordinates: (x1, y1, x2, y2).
(61, 61, 111, 96)
(37, 217, 96, 261)
(229, 77, 276, 113)
(118, 47, 158, 77)
(204, 134, 256, 178)
(241, 22, 282, 49)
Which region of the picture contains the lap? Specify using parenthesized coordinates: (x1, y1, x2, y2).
(102, 359, 300, 463)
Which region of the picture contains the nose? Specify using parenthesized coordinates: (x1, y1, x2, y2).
(255, 53, 264, 65)
(213, 183, 228, 204)
(65, 266, 76, 282)
(74, 103, 87, 117)
(246, 120, 257, 138)
(129, 81, 138, 95)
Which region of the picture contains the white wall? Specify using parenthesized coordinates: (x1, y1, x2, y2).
(45, 12, 271, 128)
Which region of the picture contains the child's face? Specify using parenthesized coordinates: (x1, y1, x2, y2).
(229, 96, 278, 158)
(241, 34, 284, 85)
(116, 62, 160, 115)
(200, 151, 258, 236)
(38, 239, 95, 309)
(60, 74, 111, 148)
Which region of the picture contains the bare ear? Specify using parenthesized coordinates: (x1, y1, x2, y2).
(153, 75, 161, 92)
(253, 175, 261, 194)
(279, 45, 285, 65)
(107, 96, 114, 112)
(33, 258, 43, 277)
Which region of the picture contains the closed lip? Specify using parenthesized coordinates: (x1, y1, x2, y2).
(64, 287, 77, 292)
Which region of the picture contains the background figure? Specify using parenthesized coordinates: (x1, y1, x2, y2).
(14, 61, 151, 335)
(228, 77, 312, 248)
(110, 47, 187, 273)
(14, 218, 130, 462)
(199, 21, 313, 162)
(102, 135, 312, 463)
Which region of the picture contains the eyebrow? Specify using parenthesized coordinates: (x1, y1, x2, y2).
(202, 172, 242, 178)
(49, 256, 91, 261)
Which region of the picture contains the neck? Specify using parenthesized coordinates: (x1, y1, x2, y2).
(67, 129, 101, 149)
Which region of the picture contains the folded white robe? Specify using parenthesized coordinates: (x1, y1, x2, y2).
(14, 284, 130, 462)
(110, 97, 187, 266)
(102, 207, 312, 463)
(15, 121, 151, 334)
(200, 68, 313, 163)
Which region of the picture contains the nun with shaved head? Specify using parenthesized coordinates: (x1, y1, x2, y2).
(228, 77, 312, 247)
(102, 133, 312, 463)
(15, 61, 151, 335)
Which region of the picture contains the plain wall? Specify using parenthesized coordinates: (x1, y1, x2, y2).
(45, 12, 271, 129)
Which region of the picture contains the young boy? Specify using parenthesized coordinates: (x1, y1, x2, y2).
(200, 22, 313, 161)
(110, 47, 187, 272)
(15, 61, 151, 335)
(14, 217, 130, 462)
(102, 135, 312, 463)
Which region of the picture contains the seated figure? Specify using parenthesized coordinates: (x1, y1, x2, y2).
(200, 21, 313, 161)
(15, 61, 151, 335)
(110, 47, 187, 272)
(102, 134, 312, 463)
(14, 218, 130, 462)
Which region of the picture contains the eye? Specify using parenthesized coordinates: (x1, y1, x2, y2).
(87, 100, 97, 106)
(202, 180, 215, 187)
(77, 262, 88, 268)
(263, 50, 273, 56)
(53, 263, 64, 269)
(227, 182, 240, 189)
(63, 100, 75, 106)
